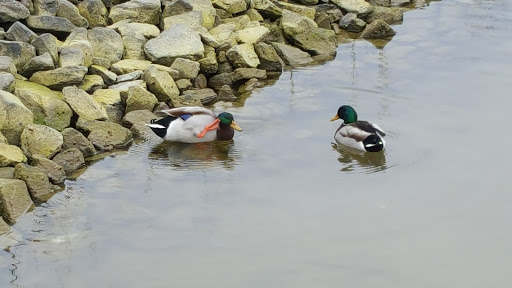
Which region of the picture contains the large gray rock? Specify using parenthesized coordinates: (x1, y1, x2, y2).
(226, 44, 260, 68)
(0, 90, 33, 146)
(271, 42, 316, 66)
(292, 28, 337, 56)
(51, 148, 84, 174)
(125, 86, 158, 113)
(29, 65, 88, 90)
(141, 65, 180, 105)
(61, 127, 97, 157)
(281, 9, 318, 38)
(0, 143, 27, 167)
(232, 68, 266, 82)
(26, 15, 78, 34)
(61, 28, 94, 67)
(0, 56, 17, 75)
(331, 0, 374, 19)
(30, 154, 66, 184)
(20, 52, 55, 77)
(235, 26, 270, 44)
(76, 119, 133, 151)
(20, 123, 63, 158)
(254, 42, 283, 71)
(59, 47, 84, 67)
(112, 21, 160, 38)
(366, 6, 404, 25)
(0, 72, 15, 93)
(339, 13, 367, 32)
(0, 167, 14, 178)
(170, 58, 200, 80)
(0, 0, 31, 23)
(209, 23, 236, 44)
(0, 179, 33, 224)
(0, 40, 36, 71)
(14, 163, 54, 202)
(122, 33, 147, 60)
(88, 27, 124, 64)
(31, 33, 59, 65)
(181, 88, 216, 105)
(14, 80, 73, 131)
(33, 0, 59, 16)
(78, 0, 109, 28)
(198, 47, 218, 74)
(161, 10, 203, 31)
(6, 21, 38, 43)
(109, 0, 161, 25)
(360, 19, 396, 39)
(208, 73, 233, 90)
(122, 109, 156, 127)
(144, 24, 204, 65)
(89, 65, 117, 85)
(57, 0, 89, 28)
(108, 80, 146, 100)
(63, 86, 108, 120)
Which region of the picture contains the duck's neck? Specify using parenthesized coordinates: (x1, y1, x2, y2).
(216, 124, 234, 141)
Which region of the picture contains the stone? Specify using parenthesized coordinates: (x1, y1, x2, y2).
(0, 167, 14, 178)
(26, 15, 78, 34)
(0, 0, 31, 23)
(212, 0, 248, 14)
(63, 86, 108, 120)
(31, 33, 59, 64)
(0, 143, 27, 167)
(209, 23, 236, 44)
(207, 73, 233, 90)
(125, 86, 158, 113)
(0, 179, 33, 224)
(162, 11, 203, 31)
(339, 13, 366, 32)
(88, 27, 124, 64)
(29, 66, 88, 90)
(78, 74, 105, 93)
(6, 21, 38, 43)
(360, 19, 396, 39)
(0, 217, 10, 235)
(292, 28, 337, 56)
(141, 65, 180, 105)
(366, 6, 404, 25)
(122, 33, 147, 60)
(235, 26, 270, 44)
(116, 70, 143, 83)
(122, 109, 156, 127)
(109, 0, 161, 25)
(20, 123, 63, 158)
(331, 0, 374, 19)
(14, 163, 54, 202)
(57, 0, 89, 28)
(33, 0, 59, 16)
(254, 42, 283, 71)
(271, 42, 316, 66)
(170, 58, 200, 80)
(188, 0, 217, 29)
(14, 80, 73, 131)
(61, 28, 94, 67)
(391, 0, 412, 7)
(281, 9, 318, 38)
(108, 80, 146, 101)
(89, 65, 117, 85)
(226, 44, 260, 68)
(161, 0, 193, 19)
(217, 85, 237, 101)
(112, 22, 160, 39)
(59, 47, 84, 67)
(0, 90, 34, 146)
(111, 59, 152, 75)
(78, 0, 109, 28)
(232, 68, 266, 82)
(31, 154, 66, 184)
(251, 0, 282, 20)
(0, 73, 15, 93)
(0, 40, 36, 71)
(92, 89, 122, 106)
(92, 57, 111, 68)
(182, 88, 217, 105)
(20, 52, 55, 77)
(144, 24, 204, 65)
(51, 148, 85, 174)
(76, 119, 133, 151)
(194, 74, 208, 89)
(278, 2, 316, 20)
(178, 93, 203, 107)
(0, 56, 17, 75)
(196, 28, 220, 48)
(61, 127, 97, 157)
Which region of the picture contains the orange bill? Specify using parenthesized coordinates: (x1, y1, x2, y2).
(330, 115, 340, 121)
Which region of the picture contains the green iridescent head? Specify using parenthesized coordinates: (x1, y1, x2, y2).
(331, 105, 358, 124)
(217, 112, 243, 131)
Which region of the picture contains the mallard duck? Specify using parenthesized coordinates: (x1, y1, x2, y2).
(330, 105, 386, 152)
(146, 106, 242, 143)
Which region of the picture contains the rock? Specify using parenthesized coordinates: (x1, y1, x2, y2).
(125, 86, 158, 113)
(0, 179, 33, 224)
(366, 6, 404, 25)
(109, 0, 161, 25)
(122, 109, 156, 127)
(0, 131, 7, 144)
(0, 0, 31, 23)
(212, 0, 247, 14)
(368, 0, 391, 6)
(222, 15, 252, 31)
(63, 86, 108, 120)
(360, 19, 396, 39)
(391, 0, 412, 7)
(29, 65, 88, 90)
(31, 154, 66, 184)
(0, 40, 36, 71)
(108, 80, 146, 101)
(0, 167, 14, 178)
(87, 27, 124, 65)
(61, 28, 94, 67)
(92, 89, 122, 106)
(178, 93, 203, 107)
(331, 0, 374, 19)
(226, 44, 260, 68)
(217, 85, 237, 101)
(196, 28, 220, 48)
(207, 73, 233, 90)
(14, 80, 73, 131)
(122, 33, 147, 60)
(76, 119, 133, 150)
(51, 148, 85, 174)
(61, 127, 97, 157)
(33, 0, 59, 16)
(116, 70, 143, 83)
(252, 0, 282, 20)
(188, 0, 217, 29)
(194, 74, 207, 89)
(271, 42, 316, 66)
(59, 47, 84, 67)
(161, 0, 193, 19)
(0, 143, 27, 167)
(246, 9, 264, 22)
(232, 68, 266, 82)
(278, 2, 316, 20)
(209, 23, 236, 44)
(198, 48, 218, 74)
(0, 73, 15, 93)
(92, 57, 111, 68)
(0, 56, 17, 75)
(6, 21, 38, 43)
(182, 88, 217, 105)
(235, 26, 270, 44)
(144, 24, 204, 65)
(175, 79, 192, 91)
(162, 11, 203, 31)
(0, 90, 33, 146)
(141, 65, 180, 105)
(170, 58, 200, 80)
(111, 59, 152, 75)
(31, 33, 59, 65)
(20, 123, 63, 158)
(112, 21, 160, 39)
(281, 9, 318, 39)
(57, 0, 89, 28)
(78, 74, 104, 92)
(314, 4, 343, 28)
(14, 163, 54, 202)
(89, 65, 117, 85)
(292, 28, 337, 56)
(20, 52, 55, 77)
(339, 13, 366, 32)
(0, 217, 10, 235)
(296, 0, 318, 4)
(26, 15, 78, 34)
(254, 42, 283, 71)
(77, 0, 109, 28)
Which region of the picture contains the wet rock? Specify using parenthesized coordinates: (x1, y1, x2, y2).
(366, 6, 404, 25)
(111, 59, 152, 75)
(104, 105, 124, 124)
(20, 123, 63, 158)
(182, 88, 217, 105)
(111, 21, 160, 39)
(63, 86, 108, 120)
(331, 0, 374, 19)
(360, 19, 396, 39)
(109, 0, 161, 25)
(122, 33, 147, 60)
(92, 89, 122, 106)
(231, 68, 266, 82)
(26, 15, 78, 34)
(116, 70, 143, 83)
(208, 73, 233, 90)
(20, 52, 55, 77)
(212, 0, 248, 14)
(0, 56, 17, 75)
(0, 73, 15, 93)
(14, 163, 54, 202)
(125, 86, 158, 113)
(162, 11, 203, 31)
(0, 179, 33, 224)
(144, 24, 204, 65)
(57, 0, 89, 28)
(51, 148, 85, 174)
(293, 28, 337, 56)
(171, 58, 200, 80)
(61, 127, 97, 157)
(277, 1, 316, 19)
(61, 28, 94, 67)
(76, 119, 133, 151)
(217, 85, 237, 101)
(14, 80, 73, 131)
(314, 4, 343, 28)
(0, 143, 27, 167)
(78, 75, 105, 93)
(141, 65, 180, 105)
(59, 47, 84, 67)
(122, 109, 156, 127)
(30, 154, 66, 184)
(77, 0, 109, 28)
(339, 13, 366, 32)
(0, 90, 34, 146)
(235, 26, 270, 44)
(252, 0, 282, 20)
(31, 33, 59, 65)
(0, 40, 37, 71)
(271, 42, 316, 66)
(0, 167, 14, 178)
(89, 65, 117, 85)
(254, 42, 283, 72)
(0, 0, 31, 23)
(87, 27, 124, 64)
(6, 21, 38, 43)
(226, 44, 260, 68)
(29, 65, 88, 90)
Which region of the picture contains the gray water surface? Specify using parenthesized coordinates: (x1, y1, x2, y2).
(2, 1, 512, 287)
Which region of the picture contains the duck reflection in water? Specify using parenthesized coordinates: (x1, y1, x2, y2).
(148, 140, 242, 170)
(331, 142, 388, 174)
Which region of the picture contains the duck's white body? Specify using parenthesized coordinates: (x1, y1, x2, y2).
(334, 122, 386, 152)
(163, 114, 218, 143)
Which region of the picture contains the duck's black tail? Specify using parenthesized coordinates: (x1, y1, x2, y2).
(363, 135, 384, 152)
(146, 116, 176, 138)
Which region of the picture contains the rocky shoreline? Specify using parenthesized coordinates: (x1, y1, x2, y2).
(0, 0, 427, 233)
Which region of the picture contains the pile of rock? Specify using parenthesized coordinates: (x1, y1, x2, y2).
(0, 0, 421, 231)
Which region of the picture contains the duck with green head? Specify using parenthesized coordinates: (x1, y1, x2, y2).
(330, 105, 386, 152)
(146, 106, 243, 143)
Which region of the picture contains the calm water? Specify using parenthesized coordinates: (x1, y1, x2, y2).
(2, 1, 512, 287)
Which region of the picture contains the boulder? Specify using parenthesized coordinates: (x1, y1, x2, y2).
(188, 0, 217, 29)
(198, 48, 218, 74)
(292, 28, 337, 56)
(61, 127, 97, 157)
(125, 86, 158, 113)
(77, 0, 109, 28)
(360, 19, 396, 39)
(0, 40, 36, 71)
(92, 57, 111, 69)
(144, 24, 204, 65)
(76, 119, 133, 151)
(63, 86, 108, 120)
(0, 90, 34, 146)
(89, 65, 117, 85)
(20, 123, 63, 158)
(122, 109, 156, 127)
(162, 11, 203, 31)
(87, 27, 124, 64)
(109, 0, 161, 25)
(314, 4, 343, 28)
(51, 148, 85, 174)
(141, 65, 180, 105)
(246, 9, 264, 22)
(278, 2, 316, 19)
(212, 0, 248, 14)
(122, 33, 147, 60)
(175, 79, 192, 91)
(14, 163, 54, 202)
(181, 88, 216, 105)
(251, 0, 282, 20)
(207, 73, 233, 90)
(0, 167, 14, 178)
(217, 85, 237, 101)
(61, 28, 94, 67)
(112, 21, 160, 39)
(254, 42, 283, 71)
(29, 65, 88, 90)
(30, 154, 66, 184)
(226, 44, 260, 68)
(14, 80, 73, 131)
(161, 0, 193, 19)
(31, 33, 59, 65)
(235, 26, 270, 44)
(78, 75, 105, 93)
(26, 15, 78, 34)
(339, 13, 366, 32)
(116, 70, 143, 83)
(0, 0, 31, 23)
(20, 52, 55, 77)
(0, 143, 27, 167)
(6, 21, 37, 43)
(170, 58, 200, 80)
(92, 89, 122, 106)
(110, 59, 152, 74)
(0, 179, 33, 224)
(331, 0, 374, 19)
(281, 9, 318, 39)
(58, 47, 84, 67)
(0, 73, 15, 93)
(232, 68, 266, 82)
(108, 80, 147, 101)
(57, 0, 89, 28)
(209, 23, 236, 44)
(271, 42, 316, 66)
(33, 0, 59, 16)
(0, 56, 17, 75)
(366, 6, 404, 25)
